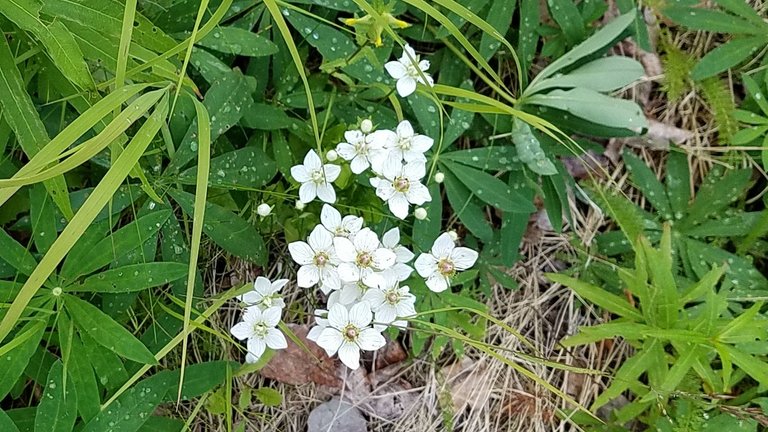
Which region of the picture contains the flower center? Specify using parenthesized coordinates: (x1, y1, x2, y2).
(354, 140, 368, 155)
(314, 252, 329, 267)
(385, 291, 400, 304)
(437, 258, 455, 277)
(398, 137, 411, 150)
(252, 323, 268, 338)
(261, 296, 273, 307)
(394, 176, 410, 193)
(356, 252, 373, 268)
(342, 324, 359, 342)
(310, 169, 324, 184)
(335, 227, 349, 237)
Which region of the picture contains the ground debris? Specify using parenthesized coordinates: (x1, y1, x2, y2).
(260, 324, 342, 388)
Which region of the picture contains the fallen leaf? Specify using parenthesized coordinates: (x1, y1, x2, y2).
(260, 324, 342, 388)
(374, 338, 407, 369)
(443, 358, 489, 412)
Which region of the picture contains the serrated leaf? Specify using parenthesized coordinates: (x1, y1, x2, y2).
(692, 37, 768, 80)
(168, 189, 266, 264)
(526, 87, 647, 133)
(34, 361, 76, 432)
(197, 27, 278, 57)
(443, 161, 536, 213)
(66, 262, 188, 293)
(511, 118, 557, 175)
(179, 147, 276, 188)
(65, 295, 157, 365)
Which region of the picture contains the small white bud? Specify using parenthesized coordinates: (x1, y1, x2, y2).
(360, 119, 373, 134)
(257, 203, 272, 217)
(326, 149, 338, 161)
(295, 201, 306, 210)
(434, 171, 445, 183)
(52, 286, 62, 297)
(414, 207, 428, 220)
(447, 230, 459, 242)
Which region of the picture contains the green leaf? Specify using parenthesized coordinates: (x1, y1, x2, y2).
(561, 321, 651, 346)
(34, 361, 76, 432)
(547, 0, 585, 46)
(79, 332, 129, 392)
(720, 345, 768, 388)
(60, 210, 172, 281)
(713, 0, 766, 24)
(663, 6, 764, 34)
(443, 161, 536, 213)
(197, 27, 278, 57)
(547, 273, 643, 320)
(530, 10, 636, 85)
(0, 229, 38, 276)
(137, 417, 185, 432)
(0, 321, 45, 400)
(0, 0, 93, 89)
(0, 34, 72, 219)
(67, 335, 100, 422)
(0, 409, 19, 432)
(240, 103, 293, 130)
(179, 147, 276, 188)
(682, 168, 751, 228)
(685, 211, 764, 237)
(29, 184, 57, 255)
(442, 169, 494, 242)
(623, 150, 673, 218)
(254, 387, 282, 407)
(479, 0, 515, 60)
(593, 339, 658, 410)
(413, 183, 442, 252)
(742, 73, 768, 117)
(511, 118, 557, 175)
(517, 0, 540, 83)
(64, 294, 157, 365)
(441, 146, 521, 171)
(168, 189, 267, 265)
(67, 262, 188, 293)
(529, 56, 644, 94)
(665, 148, 691, 218)
(526, 88, 647, 133)
(692, 37, 768, 80)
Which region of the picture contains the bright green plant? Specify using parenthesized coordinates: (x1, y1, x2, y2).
(551, 225, 768, 428)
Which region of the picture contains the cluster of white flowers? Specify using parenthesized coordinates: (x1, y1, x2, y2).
(230, 277, 289, 363)
(231, 41, 479, 370)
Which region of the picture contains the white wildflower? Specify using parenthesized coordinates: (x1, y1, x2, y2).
(316, 302, 386, 369)
(415, 233, 478, 292)
(380, 227, 414, 282)
(230, 306, 288, 364)
(256, 203, 272, 217)
(291, 149, 341, 204)
(335, 129, 387, 174)
(240, 276, 287, 310)
(373, 158, 431, 219)
(320, 204, 363, 239)
(288, 225, 341, 293)
(384, 44, 434, 97)
(334, 228, 396, 286)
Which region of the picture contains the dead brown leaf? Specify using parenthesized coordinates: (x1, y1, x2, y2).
(260, 324, 342, 388)
(443, 358, 489, 413)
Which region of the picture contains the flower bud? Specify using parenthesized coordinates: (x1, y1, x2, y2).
(360, 119, 373, 134)
(295, 201, 306, 210)
(447, 230, 458, 242)
(257, 203, 272, 217)
(326, 149, 339, 161)
(52, 286, 62, 297)
(414, 207, 428, 220)
(434, 171, 445, 183)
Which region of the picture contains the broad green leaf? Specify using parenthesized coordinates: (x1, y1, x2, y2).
(412, 183, 442, 252)
(34, 361, 76, 432)
(0, 321, 45, 400)
(60, 210, 172, 281)
(442, 170, 493, 242)
(663, 6, 764, 35)
(528, 56, 644, 94)
(732, 125, 768, 145)
(526, 87, 647, 133)
(593, 339, 658, 410)
(0, 34, 72, 219)
(479, 0, 515, 60)
(500, 171, 535, 265)
(685, 211, 764, 237)
(137, 417, 185, 432)
(441, 146, 521, 172)
(168, 189, 266, 264)
(79, 332, 129, 392)
(530, 10, 636, 86)
(511, 118, 557, 175)
(713, 0, 766, 25)
(197, 27, 278, 56)
(518, 0, 540, 84)
(0, 0, 92, 89)
(687, 239, 768, 296)
(0, 230, 38, 276)
(547, 273, 643, 320)
(547, 0, 585, 46)
(168, 70, 254, 171)
(541, 176, 563, 233)
(67, 335, 100, 422)
(189, 47, 232, 84)
(682, 168, 751, 228)
(623, 150, 673, 218)
(179, 147, 277, 188)
(680, 265, 726, 304)
(692, 37, 768, 80)
(443, 161, 536, 213)
(407, 92, 441, 139)
(67, 262, 188, 293)
(64, 295, 157, 365)
(434, 0, 490, 38)
(240, 104, 293, 130)
(0, 409, 19, 432)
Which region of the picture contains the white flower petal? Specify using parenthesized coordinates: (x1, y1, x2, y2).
(320, 267, 342, 291)
(452, 247, 479, 270)
(396, 76, 417, 97)
(406, 182, 431, 205)
(410, 135, 433, 152)
(324, 164, 341, 182)
(303, 149, 322, 170)
(308, 225, 334, 251)
(415, 253, 437, 277)
(372, 248, 397, 270)
(337, 262, 360, 283)
(247, 338, 266, 358)
(384, 61, 407, 79)
(348, 302, 373, 328)
(357, 328, 386, 351)
(333, 237, 357, 262)
(381, 227, 400, 249)
(375, 305, 397, 324)
(362, 288, 386, 308)
(335, 142, 357, 161)
(354, 229, 380, 253)
(328, 304, 349, 329)
(317, 327, 344, 356)
(431, 232, 456, 258)
(316, 182, 336, 203)
(297, 265, 320, 287)
(321, 204, 342, 233)
(401, 44, 417, 63)
(338, 342, 361, 369)
(396, 120, 414, 139)
(344, 130, 364, 144)
(253, 276, 272, 294)
(426, 272, 449, 292)
(288, 241, 314, 265)
(388, 193, 410, 219)
(376, 181, 396, 201)
(230, 322, 252, 340)
(265, 328, 288, 349)
(418, 59, 430, 71)
(350, 155, 369, 174)
(298, 182, 316, 204)
(307, 325, 324, 342)
(290, 165, 310, 183)
(394, 245, 414, 263)
(271, 278, 289, 292)
(403, 160, 426, 181)
(262, 306, 282, 327)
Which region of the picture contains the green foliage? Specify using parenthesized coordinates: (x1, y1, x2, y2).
(552, 226, 768, 428)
